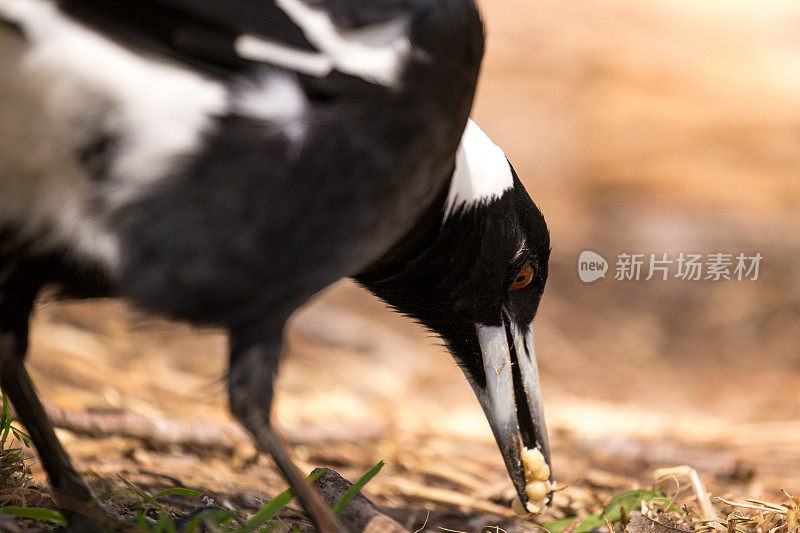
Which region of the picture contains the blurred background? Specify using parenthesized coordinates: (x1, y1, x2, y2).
(16, 0, 800, 530)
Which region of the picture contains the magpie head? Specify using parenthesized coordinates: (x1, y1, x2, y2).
(356, 120, 552, 512)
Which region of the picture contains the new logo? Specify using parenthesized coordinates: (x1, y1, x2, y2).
(578, 251, 608, 283)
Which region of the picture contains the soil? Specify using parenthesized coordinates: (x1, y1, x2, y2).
(2, 0, 800, 531)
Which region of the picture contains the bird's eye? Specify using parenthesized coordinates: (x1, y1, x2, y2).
(510, 264, 534, 290)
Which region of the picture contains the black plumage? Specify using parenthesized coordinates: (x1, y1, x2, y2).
(0, 0, 552, 529)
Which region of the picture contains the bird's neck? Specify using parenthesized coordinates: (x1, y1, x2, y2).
(354, 169, 453, 285)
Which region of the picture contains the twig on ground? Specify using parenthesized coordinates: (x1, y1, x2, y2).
(654, 466, 716, 521)
(34, 403, 387, 450)
(311, 468, 408, 533)
(715, 498, 786, 515)
(385, 479, 516, 518)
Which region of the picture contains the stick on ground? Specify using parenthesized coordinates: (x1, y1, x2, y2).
(311, 468, 408, 533)
(35, 403, 387, 450)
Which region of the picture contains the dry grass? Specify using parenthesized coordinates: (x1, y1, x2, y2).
(2, 0, 800, 531)
(700, 492, 800, 533)
(0, 444, 31, 507)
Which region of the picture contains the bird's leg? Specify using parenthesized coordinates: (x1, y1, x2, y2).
(228, 333, 347, 533)
(0, 267, 114, 529)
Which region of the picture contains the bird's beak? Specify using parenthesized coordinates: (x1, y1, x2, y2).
(473, 319, 552, 511)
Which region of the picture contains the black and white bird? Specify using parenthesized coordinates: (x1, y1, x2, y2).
(0, 0, 552, 530)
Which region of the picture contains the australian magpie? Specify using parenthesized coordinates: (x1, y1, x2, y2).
(0, 0, 553, 530)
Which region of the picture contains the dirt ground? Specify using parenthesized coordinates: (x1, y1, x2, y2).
(3, 0, 800, 531)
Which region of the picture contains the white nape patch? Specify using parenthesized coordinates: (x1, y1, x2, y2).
(445, 120, 514, 220)
(237, 0, 410, 86)
(231, 70, 308, 143)
(0, 0, 227, 271)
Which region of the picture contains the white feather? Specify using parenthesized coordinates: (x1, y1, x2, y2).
(0, 0, 228, 271)
(445, 120, 515, 219)
(241, 0, 411, 86)
(235, 34, 334, 78)
(232, 71, 308, 143)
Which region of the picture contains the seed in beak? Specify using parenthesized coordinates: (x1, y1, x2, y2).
(526, 481, 548, 501)
(513, 498, 540, 516)
(522, 447, 546, 474)
(537, 464, 551, 480)
(514, 447, 555, 515)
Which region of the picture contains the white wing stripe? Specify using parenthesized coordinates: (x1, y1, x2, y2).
(272, 0, 410, 86)
(235, 34, 334, 78)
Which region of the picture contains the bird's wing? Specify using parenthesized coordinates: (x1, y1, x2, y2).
(50, 0, 416, 79)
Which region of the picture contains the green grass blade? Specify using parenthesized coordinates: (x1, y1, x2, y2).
(1, 506, 67, 526)
(543, 515, 603, 533)
(602, 489, 668, 522)
(543, 489, 670, 533)
(153, 488, 204, 500)
(135, 509, 151, 530)
(159, 511, 178, 533)
(186, 508, 238, 531)
(11, 428, 31, 448)
(240, 469, 327, 533)
(1, 393, 11, 447)
(5, 449, 22, 461)
(331, 460, 386, 517)
(262, 521, 291, 532)
(117, 475, 161, 508)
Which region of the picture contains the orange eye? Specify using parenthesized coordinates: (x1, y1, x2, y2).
(510, 264, 534, 290)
